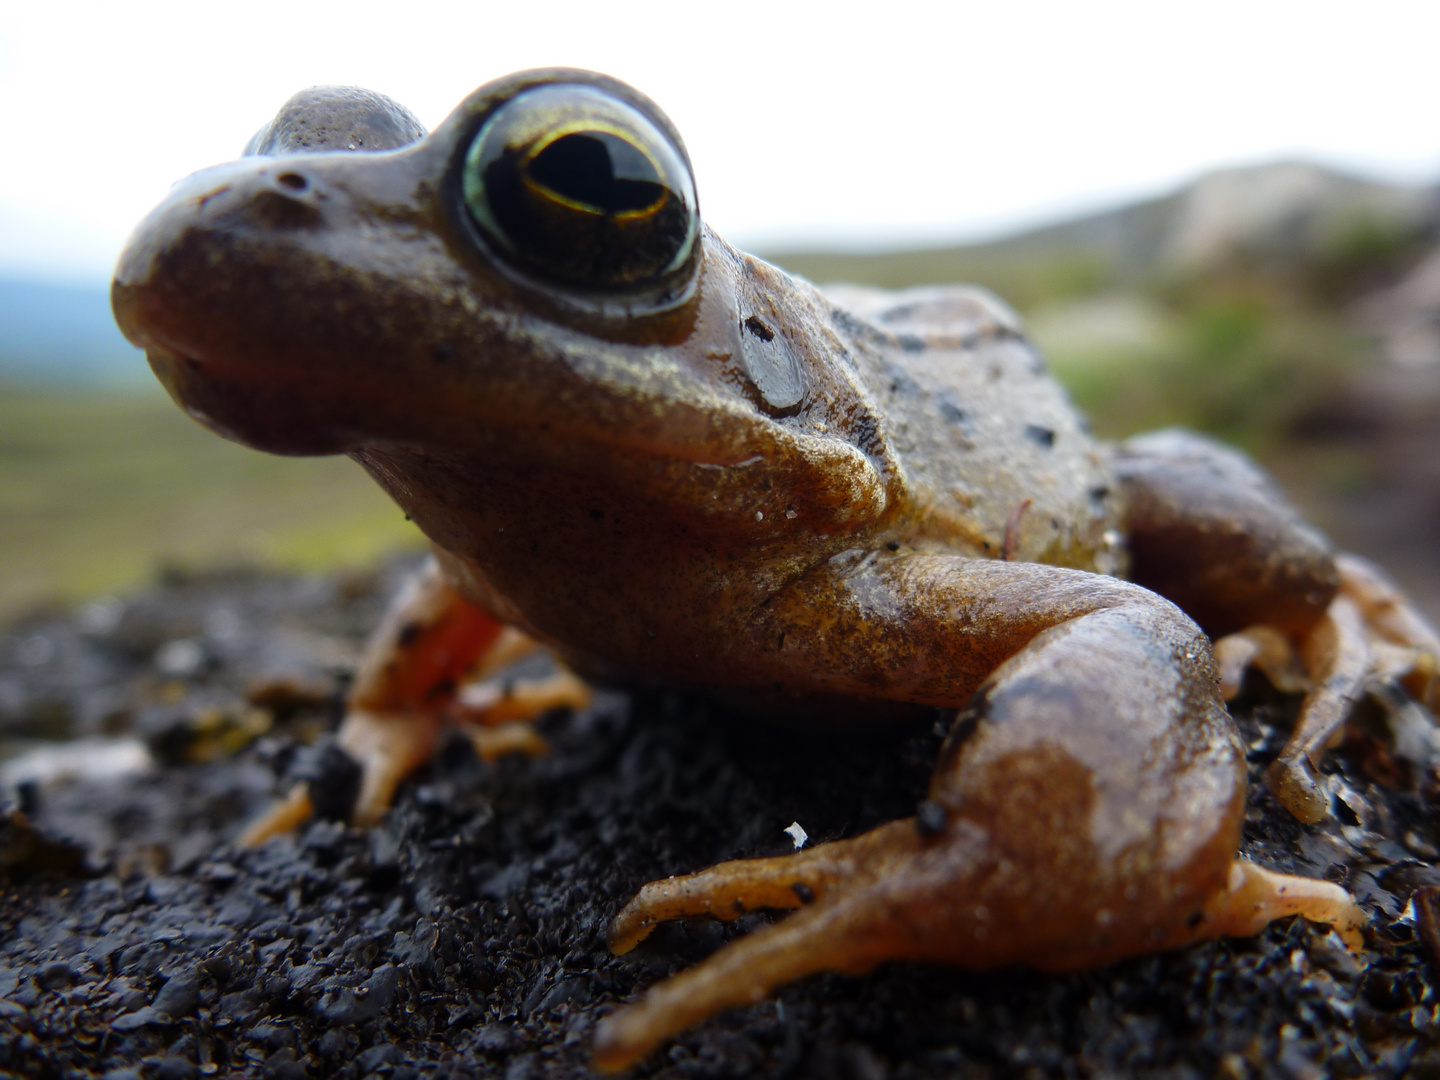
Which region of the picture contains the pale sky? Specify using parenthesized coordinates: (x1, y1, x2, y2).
(3, 0, 1438, 285)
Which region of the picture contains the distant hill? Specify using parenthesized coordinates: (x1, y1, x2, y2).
(0, 277, 148, 387)
(766, 162, 1439, 309)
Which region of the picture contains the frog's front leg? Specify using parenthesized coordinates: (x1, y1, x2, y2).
(239, 557, 589, 845)
(593, 556, 1362, 1071)
(1115, 429, 1440, 822)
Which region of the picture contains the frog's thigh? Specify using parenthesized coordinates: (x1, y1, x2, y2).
(241, 558, 557, 845)
(1114, 429, 1339, 640)
(594, 559, 1362, 1071)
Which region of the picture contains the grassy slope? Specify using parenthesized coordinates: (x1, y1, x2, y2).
(0, 383, 423, 618)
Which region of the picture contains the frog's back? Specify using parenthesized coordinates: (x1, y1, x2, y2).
(822, 283, 1125, 574)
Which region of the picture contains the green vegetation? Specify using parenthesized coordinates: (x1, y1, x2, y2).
(0, 384, 423, 619)
(1034, 283, 1367, 450)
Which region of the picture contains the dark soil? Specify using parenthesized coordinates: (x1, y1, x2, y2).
(2, 557, 1440, 1079)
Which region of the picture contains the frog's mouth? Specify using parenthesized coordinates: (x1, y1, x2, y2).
(132, 338, 354, 456)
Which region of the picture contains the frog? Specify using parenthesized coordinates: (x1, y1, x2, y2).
(111, 69, 1440, 1071)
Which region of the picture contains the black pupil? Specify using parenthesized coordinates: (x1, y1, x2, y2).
(527, 132, 665, 214)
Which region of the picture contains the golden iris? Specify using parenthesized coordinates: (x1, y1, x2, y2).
(462, 85, 699, 291)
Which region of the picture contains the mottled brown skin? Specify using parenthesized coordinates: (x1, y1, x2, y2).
(114, 69, 1421, 1072)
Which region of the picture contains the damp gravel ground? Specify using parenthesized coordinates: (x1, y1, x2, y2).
(2, 557, 1440, 1079)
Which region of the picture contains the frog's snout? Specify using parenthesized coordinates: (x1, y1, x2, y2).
(110, 156, 399, 456)
(113, 159, 328, 342)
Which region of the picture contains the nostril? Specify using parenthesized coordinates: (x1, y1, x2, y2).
(276, 172, 308, 192)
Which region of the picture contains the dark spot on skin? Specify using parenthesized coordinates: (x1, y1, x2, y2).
(939, 400, 971, 427)
(1024, 425, 1056, 449)
(886, 542, 899, 552)
(897, 334, 927, 353)
(431, 343, 454, 364)
(397, 622, 422, 648)
(915, 800, 948, 836)
(743, 315, 774, 342)
(1089, 486, 1111, 504)
(985, 677, 1083, 725)
(791, 883, 815, 904)
(1186, 911, 1205, 928)
(849, 410, 883, 457)
(946, 704, 982, 746)
(276, 172, 308, 192)
(589, 509, 604, 521)
(876, 301, 925, 324)
(885, 368, 922, 397)
(830, 306, 885, 345)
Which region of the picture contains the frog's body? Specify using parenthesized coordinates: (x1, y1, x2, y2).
(113, 70, 1439, 1071)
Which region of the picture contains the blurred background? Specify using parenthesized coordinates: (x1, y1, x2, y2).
(3, 0, 1438, 622)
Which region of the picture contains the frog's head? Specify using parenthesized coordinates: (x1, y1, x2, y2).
(113, 70, 897, 540)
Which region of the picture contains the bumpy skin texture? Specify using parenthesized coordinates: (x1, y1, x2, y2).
(111, 70, 1407, 1072)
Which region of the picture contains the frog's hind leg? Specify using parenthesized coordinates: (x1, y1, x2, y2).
(1114, 430, 1440, 822)
(240, 558, 584, 845)
(596, 565, 1364, 1071)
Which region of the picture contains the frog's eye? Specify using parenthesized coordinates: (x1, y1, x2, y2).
(462, 85, 699, 291)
